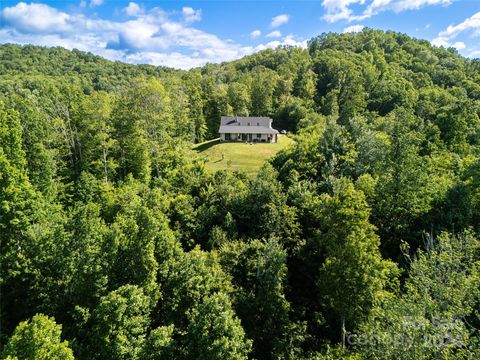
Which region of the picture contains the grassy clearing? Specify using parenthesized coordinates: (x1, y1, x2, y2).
(193, 134, 294, 177)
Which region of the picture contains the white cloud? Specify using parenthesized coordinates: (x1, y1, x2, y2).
(363, 0, 453, 19)
(0, 2, 307, 69)
(322, 0, 364, 23)
(431, 12, 480, 52)
(343, 24, 365, 33)
(270, 14, 289, 28)
(452, 41, 466, 50)
(253, 35, 308, 52)
(431, 38, 466, 50)
(90, 0, 103, 7)
(431, 37, 449, 47)
(266, 30, 282, 38)
(182, 7, 202, 23)
(322, 0, 454, 23)
(1, 2, 71, 33)
(124, 2, 142, 17)
(468, 49, 480, 57)
(250, 30, 261, 38)
(438, 11, 480, 39)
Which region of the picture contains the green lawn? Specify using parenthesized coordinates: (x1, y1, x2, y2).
(193, 135, 294, 177)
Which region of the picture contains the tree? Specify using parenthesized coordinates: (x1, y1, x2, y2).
(372, 109, 433, 257)
(220, 239, 303, 359)
(73, 91, 116, 183)
(107, 181, 180, 305)
(0, 102, 60, 333)
(356, 231, 480, 359)
(8, 92, 58, 198)
(228, 82, 250, 116)
(112, 78, 174, 182)
(314, 179, 397, 344)
(112, 95, 151, 182)
(238, 164, 300, 247)
(250, 67, 278, 116)
(66, 202, 112, 308)
(274, 97, 309, 133)
(140, 325, 176, 360)
(202, 79, 229, 139)
(2, 314, 74, 360)
(186, 292, 252, 360)
(193, 171, 248, 248)
(293, 59, 316, 101)
(159, 248, 233, 328)
(316, 119, 358, 188)
(183, 70, 207, 142)
(0, 101, 32, 251)
(91, 285, 150, 360)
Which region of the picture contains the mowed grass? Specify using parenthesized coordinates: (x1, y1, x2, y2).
(193, 134, 294, 177)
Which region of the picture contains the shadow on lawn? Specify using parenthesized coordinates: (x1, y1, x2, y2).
(194, 138, 221, 152)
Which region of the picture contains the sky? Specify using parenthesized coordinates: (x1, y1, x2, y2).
(0, 0, 480, 69)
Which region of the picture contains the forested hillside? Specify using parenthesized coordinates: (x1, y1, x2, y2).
(1, 30, 479, 359)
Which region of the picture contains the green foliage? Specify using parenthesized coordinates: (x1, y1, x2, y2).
(220, 239, 303, 359)
(186, 292, 252, 360)
(228, 82, 250, 116)
(66, 202, 112, 308)
(140, 325, 176, 360)
(356, 231, 480, 359)
(160, 248, 233, 328)
(315, 179, 398, 335)
(1, 29, 480, 359)
(2, 314, 74, 360)
(250, 67, 278, 116)
(91, 285, 150, 360)
(73, 91, 116, 183)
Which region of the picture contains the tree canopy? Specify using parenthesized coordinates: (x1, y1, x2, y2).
(1, 30, 480, 359)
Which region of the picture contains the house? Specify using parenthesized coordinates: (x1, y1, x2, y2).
(219, 116, 279, 143)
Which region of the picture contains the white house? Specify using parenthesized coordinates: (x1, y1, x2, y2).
(218, 116, 279, 143)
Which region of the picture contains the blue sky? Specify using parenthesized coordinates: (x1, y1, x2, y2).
(1, 0, 479, 69)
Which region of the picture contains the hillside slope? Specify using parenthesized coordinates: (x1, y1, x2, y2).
(194, 135, 294, 176)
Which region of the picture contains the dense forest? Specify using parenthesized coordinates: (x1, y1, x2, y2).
(1, 29, 479, 359)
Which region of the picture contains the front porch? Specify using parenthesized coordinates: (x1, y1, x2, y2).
(220, 133, 277, 143)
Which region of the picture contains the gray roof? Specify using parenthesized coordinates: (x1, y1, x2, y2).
(219, 116, 278, 135)
(220, 116, 272, 126)
(219, 125, 279, 134)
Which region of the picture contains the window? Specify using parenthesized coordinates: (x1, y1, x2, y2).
(225, 133, 231, 140)
(257, 122, 259, 126)
(247, 122, 250, 126)
(257, 134, 261, 138)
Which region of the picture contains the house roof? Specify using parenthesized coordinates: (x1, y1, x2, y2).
(220, 116, 272, 126)
(219, 125, 279, 134)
